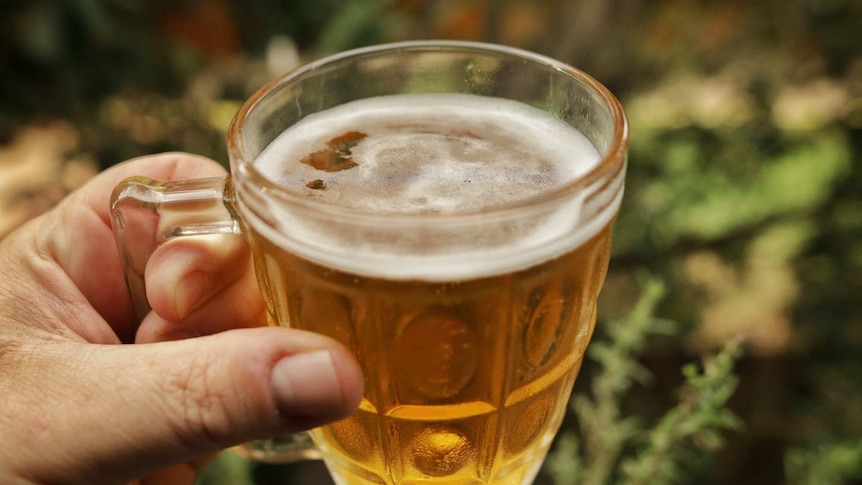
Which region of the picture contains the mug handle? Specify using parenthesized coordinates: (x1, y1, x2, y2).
(110, 175, 322, 462)
(110, 176, 237, 322)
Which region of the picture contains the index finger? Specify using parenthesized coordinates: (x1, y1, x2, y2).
(41, 152, 229, 342)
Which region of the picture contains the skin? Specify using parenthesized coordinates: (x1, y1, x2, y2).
(0, 153, 364, 485)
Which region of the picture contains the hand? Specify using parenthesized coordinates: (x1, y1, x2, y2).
(0, 153, 364, 485)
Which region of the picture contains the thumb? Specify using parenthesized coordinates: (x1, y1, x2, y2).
(16, 327, 363, 485)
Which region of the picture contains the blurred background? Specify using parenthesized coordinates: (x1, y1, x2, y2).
(1, 0, 859, 484)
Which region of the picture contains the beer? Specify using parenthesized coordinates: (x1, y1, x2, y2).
(109, 41, 627, 485)
(243, 94, 618, 484)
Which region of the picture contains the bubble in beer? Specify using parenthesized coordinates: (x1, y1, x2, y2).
(395, 310, 478, 400)
(410, 427, 474, 477)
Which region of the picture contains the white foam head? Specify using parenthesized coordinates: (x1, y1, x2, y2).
(244, 94, 618, 280)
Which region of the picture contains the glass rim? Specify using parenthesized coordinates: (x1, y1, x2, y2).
(227, 39, 629, 222)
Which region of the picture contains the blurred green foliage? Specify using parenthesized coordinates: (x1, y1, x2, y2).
(545, 280, 743, 485)
(785, 440, 862, 485)
(2, 0, 861, 484)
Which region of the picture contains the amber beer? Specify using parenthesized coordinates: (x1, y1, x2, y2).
(241, 94, 620, 485)
(109, 41, 626, 485)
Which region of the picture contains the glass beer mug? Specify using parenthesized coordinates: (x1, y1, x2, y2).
(112, 41, 628, 485)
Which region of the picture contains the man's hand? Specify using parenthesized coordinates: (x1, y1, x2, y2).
(0, 153, 363, 485)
